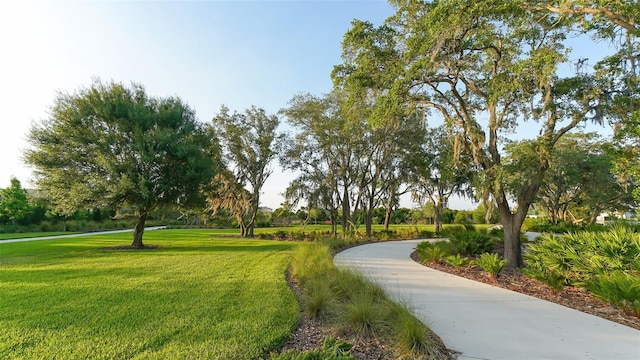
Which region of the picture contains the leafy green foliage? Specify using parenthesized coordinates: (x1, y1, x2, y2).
(524, 225, 640, 314)
(448, 230, 494, 256)
(211, 105, 284, 237)
(475, 253, 508, 279)
(416, 241, 454, 264)
(524, 225, 640, 285)
(444, 254, 472, 267)
(0, 230, 298, 359)
(585, 271, 640, 317)
(533, 132, 634, 224)
(25, 80, 216, 247)
(522, 263, 567, 292)
(0, 177, 32, 225)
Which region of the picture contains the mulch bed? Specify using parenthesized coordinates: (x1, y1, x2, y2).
(409, 252, 640, 331)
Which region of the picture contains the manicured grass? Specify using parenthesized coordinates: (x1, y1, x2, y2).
(0, 230, 299, 359)
(0, 232, 80, 240)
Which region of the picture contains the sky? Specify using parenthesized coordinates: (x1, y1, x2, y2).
(0, 1, 614, 211)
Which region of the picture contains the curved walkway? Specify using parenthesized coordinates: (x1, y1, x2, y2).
(334, 240, 640, 360)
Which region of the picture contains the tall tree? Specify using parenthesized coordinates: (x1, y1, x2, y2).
(25, 80, 216, 248)
(280, 93, 349, 235)
(212, 106, 283, 237)
(0, 177, 33, 226)
(342, 0, 622, 267)
(409, 126, 473, 232)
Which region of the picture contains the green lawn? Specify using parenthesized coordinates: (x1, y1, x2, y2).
(0, 230, 299, 359)
(0, 232, 80, 240)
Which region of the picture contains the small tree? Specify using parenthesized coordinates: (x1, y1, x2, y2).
(26, 80, 216, 248)
(0, 177, 33, 226)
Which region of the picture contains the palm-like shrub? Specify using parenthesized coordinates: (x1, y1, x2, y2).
(475, 253, 507, 280)
(522, 263, 567, 292)
(585, 271, 640, 317)
(416, 241, 454, 264)
(524, 224, 640, 286)
(444, 254, 471, 267)
(524, 225, 640, 316)
(448, 230, 494, 256)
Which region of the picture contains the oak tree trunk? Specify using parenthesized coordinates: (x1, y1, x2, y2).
(497, 203, 528, 269)
(383, 204, 392, 230)
(131, 210, 148, 249)
(434, 201, 443, 233)
(365, 210, 373, 238)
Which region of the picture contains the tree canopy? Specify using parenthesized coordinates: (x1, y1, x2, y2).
(210, 105, 284, 237)
(335, 0, 637, 267)
(25, 80, 216, 247)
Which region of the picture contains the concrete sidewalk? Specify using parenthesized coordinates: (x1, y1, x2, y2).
(0, 226, 167, 244)
(334, 240, 640, 360)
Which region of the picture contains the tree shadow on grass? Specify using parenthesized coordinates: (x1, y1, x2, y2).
(101, 245, 162, 251)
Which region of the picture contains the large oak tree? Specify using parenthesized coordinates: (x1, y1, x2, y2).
(25, 80, 216, 248)
(339, 0, 632, 268)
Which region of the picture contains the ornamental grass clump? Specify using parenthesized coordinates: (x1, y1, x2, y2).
(389, 303, 446, 359)
(289, 243, 335, 285)
(303, 280, 337, 320)
(338, 290, 390, 338)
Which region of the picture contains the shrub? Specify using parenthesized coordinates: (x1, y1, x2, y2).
(444, 254, 471, 267)
(475, 253, 507, 280)
(524, 225, 640, 286)
(448, 230, 494, 256)
(374, 229, 398, 241)
(438, 225, 465, 237)
(522, 263, 566, 292)
(416, 241, 454, 264)
(585, 271, 640, 317)
(274, 230, 289, 240)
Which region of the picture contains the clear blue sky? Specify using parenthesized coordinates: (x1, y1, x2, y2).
(0, 1, 613, 211)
